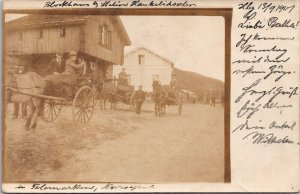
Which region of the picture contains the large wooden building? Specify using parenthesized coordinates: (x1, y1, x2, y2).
(113, 47, 174, 92)
(5, 15, 131, 78)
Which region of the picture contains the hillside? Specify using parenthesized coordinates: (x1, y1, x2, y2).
(174, 68, 224, 96)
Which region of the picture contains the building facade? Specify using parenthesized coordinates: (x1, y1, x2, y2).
(5, 15, 131, 79)
(113, 47, 174, 92)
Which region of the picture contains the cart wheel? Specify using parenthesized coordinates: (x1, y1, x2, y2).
(129, 91, 136, 112)
(72, 86, 95, 125)
(41, 99, 62, 122)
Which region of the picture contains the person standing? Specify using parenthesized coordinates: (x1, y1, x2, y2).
(13, 65, 27, 119)
(134, 85, 146, 114)
(211, 95, 216, 107)
(221, 95, 225, 108)
(170, 74, 179, 91)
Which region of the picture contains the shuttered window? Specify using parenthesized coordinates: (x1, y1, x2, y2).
(98, 24, 112, 49)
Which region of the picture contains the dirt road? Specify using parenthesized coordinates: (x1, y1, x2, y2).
(4, 102, 224, 183)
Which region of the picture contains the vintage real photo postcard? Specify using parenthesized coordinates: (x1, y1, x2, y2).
(1, 0, 300, 193)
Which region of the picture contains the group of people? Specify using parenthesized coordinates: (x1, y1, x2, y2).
(197, 93, 224, 107)
(47, 50, 86, 76)
(11, 52, 185, 117)
(44, 51, 87, 98)
(11, 50, 86, 119)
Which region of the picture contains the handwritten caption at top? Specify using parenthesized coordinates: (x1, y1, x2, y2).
(44, 0, 197, 8)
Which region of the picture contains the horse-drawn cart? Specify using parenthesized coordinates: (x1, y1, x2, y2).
(162, 86, 184, 115)
(7, 75, 95, 125)
(152, 80, 183, 116)
(97, 82, 136, 111)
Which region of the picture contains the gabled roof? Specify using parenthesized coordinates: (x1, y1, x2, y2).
(125, 46, 174, 65)
(5, 15, 87, 29)
(5, 15, 131, 45)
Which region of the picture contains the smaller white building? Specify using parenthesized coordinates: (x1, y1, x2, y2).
(113, 47, 174, 92)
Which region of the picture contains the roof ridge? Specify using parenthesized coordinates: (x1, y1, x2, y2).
(125, 46, 175, 64)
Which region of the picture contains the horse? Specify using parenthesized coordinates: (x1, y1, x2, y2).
(152, 81, 166, 116)
(93, 80, 117, 110)
(5, 71, 46, 130)
(161, 85, 183, 115)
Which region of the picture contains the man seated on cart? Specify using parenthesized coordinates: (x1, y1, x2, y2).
(45, 50, 85, 98)
(169, 74, 180, 99)
(118, 68, 128, 86)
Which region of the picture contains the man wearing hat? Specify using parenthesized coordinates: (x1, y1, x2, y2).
(170, 74, 179, 91)
(134, 85, 146, 114)
(64, 51, 85, 75)
(62, 51, 85, 97)
(118, 68, 128, 86)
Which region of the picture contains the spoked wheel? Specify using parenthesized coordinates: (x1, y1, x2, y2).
(72, 86, 95, 125)
(129, 91, 136, 112)
(41, 99, 62, 122)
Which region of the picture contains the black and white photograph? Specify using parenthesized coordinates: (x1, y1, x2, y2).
(3, 13, 229, 183)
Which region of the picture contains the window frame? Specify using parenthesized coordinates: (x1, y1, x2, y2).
(138, 54, 145, 65)
(38, 28, 43, 39)
(98, 23, 112, 49)
(18, 32, 23, 41)
(60, 27, 66, 37)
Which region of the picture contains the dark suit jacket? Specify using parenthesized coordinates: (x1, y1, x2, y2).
(135, 90, 146, 102)
(48, 59, 64, 74)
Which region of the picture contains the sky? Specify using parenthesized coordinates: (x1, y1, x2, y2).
(120, 16, 225, 81)
(5, 14, 225, 81)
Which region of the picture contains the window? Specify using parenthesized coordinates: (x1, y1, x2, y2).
(98, 25, 103, 45)
(18, 32, 23, 41)
(152, 74, 159, 81)
(107, 31, 112, 48)
(38, 29, 43, 39)
(138, 55, 145, 65)
(60, 27, 66, 37)
(103, 24, 108, 45)
(98, 24, 112, 48)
